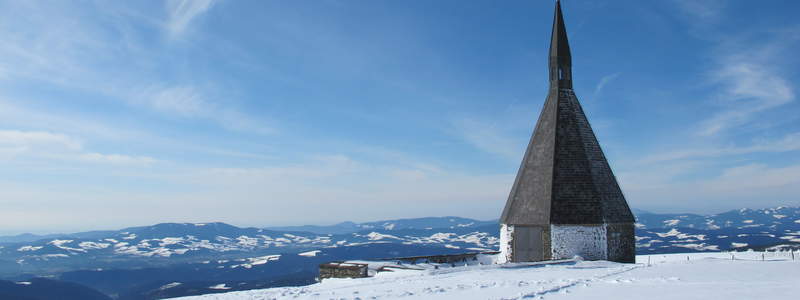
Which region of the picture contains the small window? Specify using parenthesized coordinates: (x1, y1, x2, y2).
(558, 68, 563, 80)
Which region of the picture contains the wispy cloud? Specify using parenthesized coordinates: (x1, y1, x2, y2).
(450, 118, 522, 160)
(164, 0, 216, 36)
(0, 152, 512, 233)
(673, 0, 725, 24)
(621, 161, 800, 213)
(612, 4, 800, 212)
(0, 130, 82, 151)
(707, 163, 800, 191)
(0, 129, 156, 166)
(643, 132, 800, 163)
(0, 1, 268, 136)
(78, 153, 157, 165)
(674, 1, 800, 137)
(137, 85, 276, 134)
(147, 86, 209, 116)
(699, 60, 794, 136)
(593, 73, 620, 96)
(159, 154, 512, 225)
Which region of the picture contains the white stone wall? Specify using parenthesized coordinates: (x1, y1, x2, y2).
(497, 224, 514, 264)
(550, 225, 607, 260)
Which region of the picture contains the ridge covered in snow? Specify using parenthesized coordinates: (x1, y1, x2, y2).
(1, 208, 799, 299)
(170, 252, 800, 300)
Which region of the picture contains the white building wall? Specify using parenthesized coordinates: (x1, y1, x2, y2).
(550, 224, 607, 260)
(497, 224, 514, 264)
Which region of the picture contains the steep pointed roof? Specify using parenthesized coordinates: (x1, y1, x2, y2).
(549, 0, 573, 89)
(550, 1, 571, 70)
(500, 1, 633, 226)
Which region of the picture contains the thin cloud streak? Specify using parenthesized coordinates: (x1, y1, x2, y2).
(685, 9, 800, 136)
(0, 129, 157, 166)
(79, 153, 158, 165)
(642, 132, 800, 163)
(165, 0, 216, 37)
(673, 0, 725, 23)
(0, 1, 270, 136)
(616, 1, 800, 213)
(137, 85, 276, 134)
(147, 86, 209, 117)
(622, 162, 800, 213)
(593, 73, 620, 97)
(0, 152, 513, 233)
(450, 118, 522, 160)
(699, 61, 794, 136)
(0, 130, 83, 151)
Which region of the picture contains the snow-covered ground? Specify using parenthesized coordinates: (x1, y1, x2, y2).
(172, 251, 799, 300)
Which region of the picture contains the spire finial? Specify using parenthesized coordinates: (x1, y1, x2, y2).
(549, 0, 572, 89)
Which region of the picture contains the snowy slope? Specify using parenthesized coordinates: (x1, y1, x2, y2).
(171, 252, 800, 300)
(2, 209, 799, 299)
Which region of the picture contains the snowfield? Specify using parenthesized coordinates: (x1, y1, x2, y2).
(171, 251, 799, 300)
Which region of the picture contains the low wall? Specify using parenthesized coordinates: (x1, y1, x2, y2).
(319, 262, 368, 279)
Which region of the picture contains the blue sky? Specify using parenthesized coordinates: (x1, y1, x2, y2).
(1, 0, 799, 234)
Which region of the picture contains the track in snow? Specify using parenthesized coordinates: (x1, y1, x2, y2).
(172, 251, 800, 300)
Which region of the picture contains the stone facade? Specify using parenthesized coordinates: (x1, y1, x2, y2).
(318, 262, 368, 280)
(498, 224, 514, 264)
(606, 223, 636, 263)
(550, 225, 607, 260)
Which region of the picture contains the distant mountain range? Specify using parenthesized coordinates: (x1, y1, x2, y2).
(0, 277, 111, 300)
(0, 206, 798, 299)
(634, 206, 800, 253)
(264, 217, 497, 235)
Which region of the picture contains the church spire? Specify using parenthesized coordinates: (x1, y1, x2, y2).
(549, 0, 572, 89)
(499, 0, 635, 264)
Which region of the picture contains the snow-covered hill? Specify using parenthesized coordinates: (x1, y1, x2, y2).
(170, 251, 800, 300)
(634, 206, 800, 230)
(1, 207, 798, 299)
(0, 219, 499, 275)
(2, 206, 798, 271)
(265, 217, 496, 235)
(634, 206, 800, 253)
